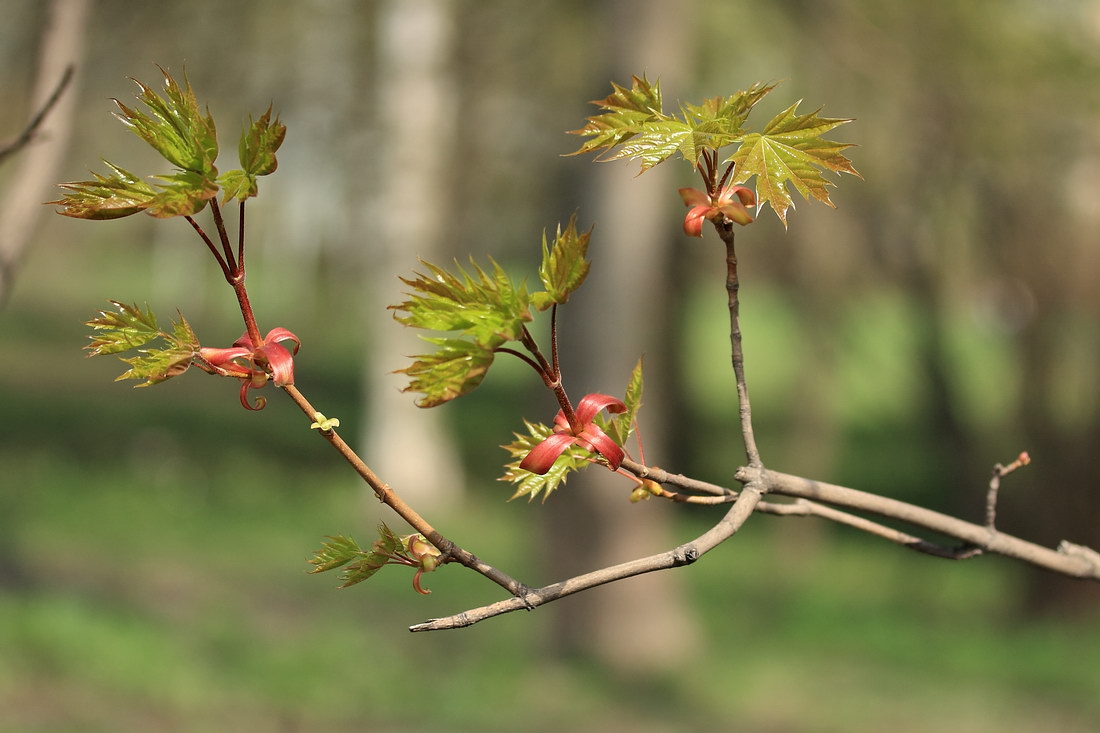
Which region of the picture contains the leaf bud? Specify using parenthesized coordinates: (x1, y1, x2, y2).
(404, 534, 442, 572)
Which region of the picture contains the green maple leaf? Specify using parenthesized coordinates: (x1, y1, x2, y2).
(571, 76, 857, 225)
(51, 163, 217, 220)
(391, 258, 531, 349)
(569, 78, 776, 172)
(85, 302, 200, 387)
(532, 214, 591, 311)
(328, 524, 407, 588)
(499, 420, 593, 502)
(116, 346, 195, 387)
(54, 70, 233, 220)
(674, 83, 777, 165)
(50, 162, 157, 220)
(219, 105, 287, 203)
(338, 551, 389, 588)
(372, 523, 404, 556)
(308, 535, 362, 574)
(567, 74, 665, 160)
(397, 337, 495, 408)
(113, 68, 218, 176)
(239, 105, 286, 177)
(145, 170, 219, 218)
(85, 300, 160, 354)
(308, 525, 408, 588)
(391, 257, 532, 406)
(727, 101, 859, 227)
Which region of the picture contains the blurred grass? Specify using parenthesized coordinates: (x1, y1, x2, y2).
(2, 452, 1099, 732)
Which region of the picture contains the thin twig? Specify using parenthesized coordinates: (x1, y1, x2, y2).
(521, 325, 578, 429)
(184, 215, 231, 279)
(412, 459, 1099, 632)
(209, 198, 237, 274)
(280, 384, 528, 598)
(751, 467, 1100, 579)
(715, 219, 763, 468)
(410, 484, 765, 631)
(756, 498, 983, 560)
(715, 160, 735, 193)
(622, 457, 984, 557)
(986, 451, 1030, 530)
(550, 303, 561, 379)
(237, 200, 246, 273)
(494, 347, 547, 378)
(0, 65, 74, 167)
(620, 458, 730, 497)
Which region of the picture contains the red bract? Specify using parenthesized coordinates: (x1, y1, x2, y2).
(679, 185, 756, 236)
(198, 327, 300, 410)
(520, 393, 627, 475)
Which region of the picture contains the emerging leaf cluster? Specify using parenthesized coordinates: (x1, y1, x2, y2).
(499, 420, 593, 502)
(569, 75, 859, 226)
(500, 360, 643, 502)
(390, 214, 592, 407)
(85, 300, 199, 386)
(307, 524, 408, 589)
(51, 69, 285, 220)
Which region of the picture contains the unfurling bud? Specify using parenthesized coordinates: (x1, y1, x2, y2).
(630, 487, 651, 503)
(402, 534, 443, 595)
(403, 534, 442, 571)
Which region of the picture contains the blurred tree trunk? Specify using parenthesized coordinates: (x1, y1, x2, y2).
(1013, 210, 1100, 614)
(546, 0, 700, 671)
(259, 0, 363, 320)
(0, 0, 91, 586)
(0, 0, 89, 306)
(360, 0, 464, 509)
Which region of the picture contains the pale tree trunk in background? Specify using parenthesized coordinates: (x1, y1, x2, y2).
(0, 0, 90, 307)
(548, 0, 700, 671)
(0, 0, 90, 586)
(260, 0, 360, 320)
(361, 0, 464, 509)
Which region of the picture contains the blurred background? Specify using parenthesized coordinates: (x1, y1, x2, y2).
(1, 0, 1099, 730)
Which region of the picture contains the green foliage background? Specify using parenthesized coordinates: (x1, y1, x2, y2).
(1, 1, 1099, 731)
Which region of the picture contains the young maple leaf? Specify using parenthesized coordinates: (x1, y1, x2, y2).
(727, 101, 860, 228)
(520, 393, 627, 475)
(570, 76, 858, 227)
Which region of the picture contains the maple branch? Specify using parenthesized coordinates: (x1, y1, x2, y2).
(410, 483, 766, 631)
(716, 159, 736, 193)
(413, 459, 1098, 632)
(986, 451, 1030, 530)
(494, 347, 546, 378)
(622, 458, 985, 558)
(550, 303, 561, 380)
(237, 200, 246, 272)
(209, 198, 238, 275)
(184, 215, 231, 279)
(716, 219, 763, 468)
(520, 324, 578, 430)
(279, 384, 528, 598)
(743, 466, 1100, 579)
(230, 277, 264, 350)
